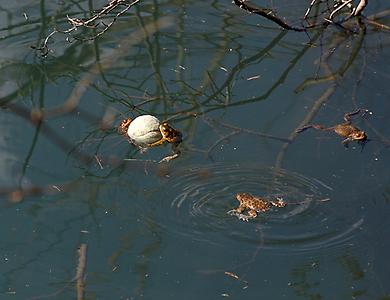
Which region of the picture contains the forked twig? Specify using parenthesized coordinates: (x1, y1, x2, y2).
(32, 0, 142, 56)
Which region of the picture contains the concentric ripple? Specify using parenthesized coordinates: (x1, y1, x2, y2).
(143, 163, 363, 253)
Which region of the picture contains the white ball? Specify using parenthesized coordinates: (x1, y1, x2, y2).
(127, 115, 162, 146)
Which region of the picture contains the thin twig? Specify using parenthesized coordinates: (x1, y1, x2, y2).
(33, 0, 142, 56)
(304, 0, 319, 19)
(95, 155, 104, 169)
(224, 271, 249, 289)
(207, 131, 240, 158)
(217, 120, 292, 143)
(354, 0, 368, 16)
(75, 1, 141, 41)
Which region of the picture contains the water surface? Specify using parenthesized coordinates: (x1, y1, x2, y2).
(0, 0, 389, 299)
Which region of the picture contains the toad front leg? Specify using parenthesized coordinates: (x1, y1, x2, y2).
(158, 141, 181, 163)
(227, 204, 256, 222)
(243, 210, 258, 221)
(147, 138, 167, 148)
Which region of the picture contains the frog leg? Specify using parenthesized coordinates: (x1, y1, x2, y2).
(236, 214, 251, 222)
(158, 141, 181, 163)
(229, 207, 257, 222)
(271, 198, 287, 208)
(247, 210, 257, 219)
(296, 124, 315, 133)
(227, 204, 251, 221)
(166, 133, 182, 144)
(147, 138, 167, 148)
(296, 124, 330, 133)
(227, 204, 245, 215)
(159, 153, 179, 163)
(236, 211, 256, 222)
(261, 205, 273, 212)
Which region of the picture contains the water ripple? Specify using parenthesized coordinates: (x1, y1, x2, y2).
(144, 163, 362, 253)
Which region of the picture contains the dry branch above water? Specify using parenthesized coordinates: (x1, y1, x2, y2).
(32, 0, 142, 56)
(232, 0, 371, 31)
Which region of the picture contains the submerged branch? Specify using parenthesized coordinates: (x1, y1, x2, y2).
(273, 22, 358, 168)
(275, 83, 337, 168)
(76, 244, 88, 300)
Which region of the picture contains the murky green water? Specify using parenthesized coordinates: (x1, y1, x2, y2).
(1, 1, 389, 299)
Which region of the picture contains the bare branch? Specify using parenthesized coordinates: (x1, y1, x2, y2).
(329, 0, 353, 20)
(234, 0, 371, 30)
(33, 0, 141, 56)
(76, 244, 88, 300)
(304, 0, 319, 20)
(232, 0, 312, 32)
(354, 0, 368, 16)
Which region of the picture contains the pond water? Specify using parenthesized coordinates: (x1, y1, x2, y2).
(1, 1, 389, 299)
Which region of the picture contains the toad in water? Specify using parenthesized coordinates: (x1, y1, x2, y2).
(227, 192, 286, 222)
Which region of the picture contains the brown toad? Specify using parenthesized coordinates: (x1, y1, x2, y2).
(146, 122, 182, 147)
(296, 109, 368, 146)
(118, 118, 182, 147)
(227, 192, 286, 222)
(118, 115, 182, 163)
